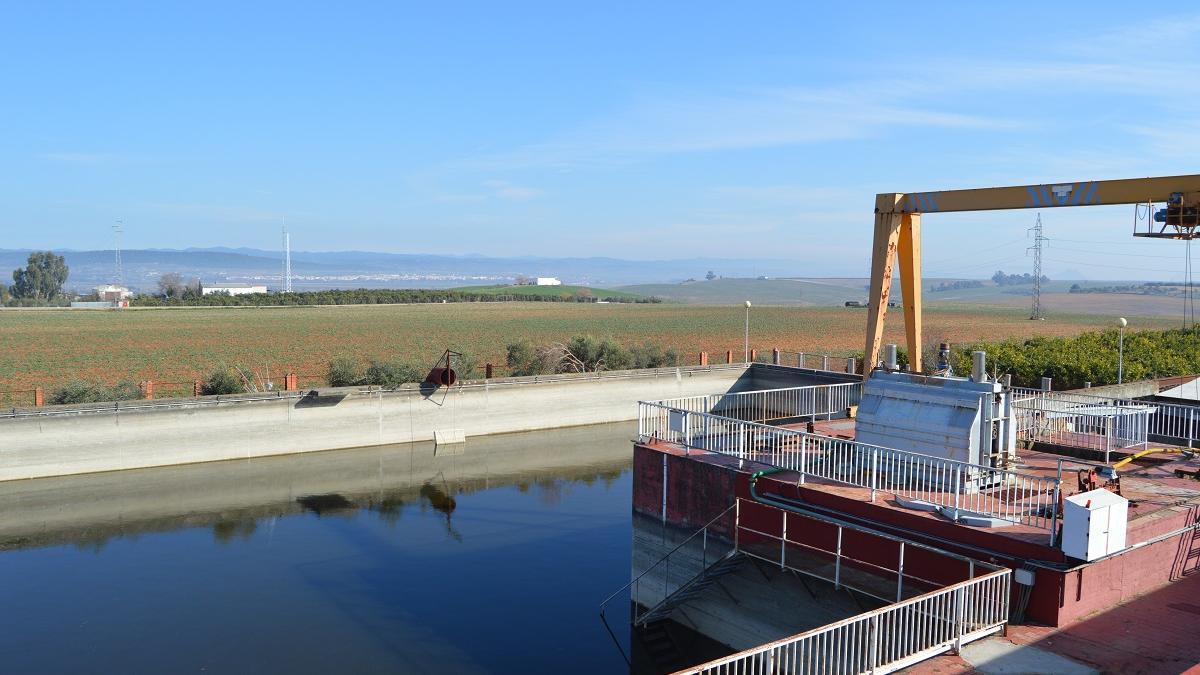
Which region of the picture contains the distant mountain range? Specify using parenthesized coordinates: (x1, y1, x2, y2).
(0, 247, 817, 293)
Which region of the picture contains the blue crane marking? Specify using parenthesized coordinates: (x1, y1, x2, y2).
(906, 192, 940, 212)
(1026, 181, 1099, 207)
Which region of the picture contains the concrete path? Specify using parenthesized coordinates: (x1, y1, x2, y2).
(960, 639, 1097, 674)
(908, 571, 1200, 674)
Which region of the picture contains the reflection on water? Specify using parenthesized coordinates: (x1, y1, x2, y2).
(0, 422, 635, 674)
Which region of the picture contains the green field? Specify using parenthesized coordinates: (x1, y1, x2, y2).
(452, 284, 646, 301)
(618, 278, 865, 305)
(0, 302, 1181, 406)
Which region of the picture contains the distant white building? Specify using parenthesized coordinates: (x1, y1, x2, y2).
(535, 277, 562, 286)
(200, 282, 269, 296)
(93, 284, 133, 301)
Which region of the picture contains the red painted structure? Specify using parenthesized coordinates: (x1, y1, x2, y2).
(634, 441, 1200, 627)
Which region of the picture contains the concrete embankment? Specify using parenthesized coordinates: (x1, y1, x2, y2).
(0, 364, 814, 481)
(0, 421, 635, 551)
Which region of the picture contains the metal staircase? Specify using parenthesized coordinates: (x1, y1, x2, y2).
(636, 550, 746, 626)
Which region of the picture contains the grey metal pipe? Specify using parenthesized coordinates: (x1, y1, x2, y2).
(972, 351, 987, 383)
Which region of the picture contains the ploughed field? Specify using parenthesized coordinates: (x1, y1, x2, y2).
(0, 303, 1178, 405)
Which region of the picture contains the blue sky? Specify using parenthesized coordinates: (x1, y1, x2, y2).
(3, 2, 1199, 279)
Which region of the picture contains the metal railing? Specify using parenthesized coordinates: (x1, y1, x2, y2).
(674, 567, 1011, 675)
(1013, 386, 1198, 449)
(734, 499, 994, 605)
(639, 401, 1059, 535)
(651, 382, 862, 425)
(1012, 387, 1180, 459)
(599, 504, 736, 627)
(773, 350, 858, 374)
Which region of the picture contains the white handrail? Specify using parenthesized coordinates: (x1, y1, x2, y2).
(673, 567, 1011, 675)
(1012, 386, 1196, 449)
(639, 400, 1059, 534)
(653, 382, 862, 425)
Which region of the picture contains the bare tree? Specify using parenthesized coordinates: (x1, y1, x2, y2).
(158, 272, 185, 298)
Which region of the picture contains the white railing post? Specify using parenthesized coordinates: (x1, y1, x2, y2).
(734, 498, 740, 550)
(684, 411, 691, 455)
(868, 614, 879, 674)
(799, 434, 807, 484)
(896, 542, 905, 601)
(870, 446, 879, 502)
(834, 526, 843, 589)
(1049, 480, 1061, 547)
(780, 511, 787, 570)
(952, 586, 967, 653)
(952, 469, 962, 522)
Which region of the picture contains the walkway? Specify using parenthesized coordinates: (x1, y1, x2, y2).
(908, 571, 1200, 674)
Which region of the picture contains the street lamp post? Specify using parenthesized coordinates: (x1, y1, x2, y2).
(744, 301, 752, 363)
(1117, 317, 1127, 384)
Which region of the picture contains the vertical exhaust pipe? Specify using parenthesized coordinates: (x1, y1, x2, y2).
(972, 351, 987, 383)
(883, 344, 898, 371)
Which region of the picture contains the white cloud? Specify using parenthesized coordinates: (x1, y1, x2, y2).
(452, 85, 1017, 171)
(483, 179, 542, 201)
(37, 152, 118, 164)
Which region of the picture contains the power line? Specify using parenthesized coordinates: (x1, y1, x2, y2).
(1047, 245, 1184, 260)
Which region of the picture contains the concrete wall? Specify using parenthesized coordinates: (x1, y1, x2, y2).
(0, 421, 635, 551)
(0, 365, 767, 482)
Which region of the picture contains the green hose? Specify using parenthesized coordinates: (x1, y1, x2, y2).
(749, 468, 786, 502)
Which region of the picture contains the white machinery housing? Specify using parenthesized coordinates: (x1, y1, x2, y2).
(1061, 488, 1128, 561)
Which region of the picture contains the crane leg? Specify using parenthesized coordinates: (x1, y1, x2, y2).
(864, 199, 904, 378)
(898, 213, 923, 373)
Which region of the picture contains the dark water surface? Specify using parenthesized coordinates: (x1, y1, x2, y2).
(0, 423, 635, 674)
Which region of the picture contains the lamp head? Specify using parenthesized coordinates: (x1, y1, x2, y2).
(744, 300, 752, 308)
(1117, 317, 1128, 328)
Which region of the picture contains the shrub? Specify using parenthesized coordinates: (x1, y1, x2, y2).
(201, 369, 245, 395)
(362, 359, 422, 388)
(327, 356, 364, 387)
(452, 351, 480, 380)
(50, 380, 141, 405)
(563, 335, 633, 372)
(506, 339, 542, 376)
(630, 342, 676, 368)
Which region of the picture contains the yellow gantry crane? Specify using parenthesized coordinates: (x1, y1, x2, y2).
(864, 174, 1200, 376)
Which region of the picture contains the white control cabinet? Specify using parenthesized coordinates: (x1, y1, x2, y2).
(1062, 488, 1128, 561)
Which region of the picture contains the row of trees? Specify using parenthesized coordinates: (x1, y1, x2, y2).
(133, 286, 660, 306)
(1069, 283, 1181, 296)
(872, 327, 1200, 390)
(945, 328, 1200, 389)
(991, 270, 1050, 286)
(49, 368, 249, 404)
(322, 336, 678, 387)
(326, 353, 479, 388)
(931, 279, 984, 292)
(506, 336, 681, 376)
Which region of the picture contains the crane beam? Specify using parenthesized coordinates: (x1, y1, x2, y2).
(864, 173, 1200, 377)
(891, 174, 1200, 215)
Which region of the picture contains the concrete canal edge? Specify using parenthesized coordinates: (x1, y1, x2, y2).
(0, 365, 761, 481)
